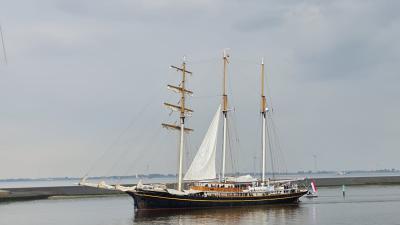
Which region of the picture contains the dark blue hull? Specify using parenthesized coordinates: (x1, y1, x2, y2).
(127, 189, 308, 210)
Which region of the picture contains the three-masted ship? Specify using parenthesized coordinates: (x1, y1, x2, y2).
(124, 51, 307, 210)
(80, 51, 307, 210)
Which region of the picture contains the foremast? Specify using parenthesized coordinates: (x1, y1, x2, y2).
(260, 58, 267, 184)
(162, 58, 193, 192)
(221, 50, 229, 180)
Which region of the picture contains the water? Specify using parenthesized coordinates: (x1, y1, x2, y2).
(1, 185, 400, 225)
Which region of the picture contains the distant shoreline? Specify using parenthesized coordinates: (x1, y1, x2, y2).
(1, 169, 399, 182)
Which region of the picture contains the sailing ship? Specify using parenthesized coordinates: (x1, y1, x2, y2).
(80, 51, 307, 210)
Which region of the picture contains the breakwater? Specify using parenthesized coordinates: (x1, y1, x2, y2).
(301, 175, 400, 186)
(1, 176, 400, 202)
(0, 185, 124, 202)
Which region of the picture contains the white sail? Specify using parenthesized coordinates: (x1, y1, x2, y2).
(311, 180, 318, 193)
(184, 105, 221, 181)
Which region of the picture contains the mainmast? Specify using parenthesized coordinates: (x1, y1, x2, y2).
(162, 58, 193, 192)
(221, 50, 229, 180)
(260, 58, 267, 184)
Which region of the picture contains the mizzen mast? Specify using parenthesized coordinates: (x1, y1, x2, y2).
(162, 58, 193, 191)
(260, 58, 267, 184)
(221, 49, 230, 180)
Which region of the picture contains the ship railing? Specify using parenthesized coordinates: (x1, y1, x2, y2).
(203, 190, 282, 198)
(200, 186, 303, 198)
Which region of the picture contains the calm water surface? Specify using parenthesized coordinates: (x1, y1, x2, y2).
(1, 185, 400, 225)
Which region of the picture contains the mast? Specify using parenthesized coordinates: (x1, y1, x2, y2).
(260, 58, 267, 184)
(221, 49, 229, 180)
(162, 58, 193, 191)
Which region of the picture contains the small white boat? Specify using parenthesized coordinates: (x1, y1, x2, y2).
(306, 180, 318, 198)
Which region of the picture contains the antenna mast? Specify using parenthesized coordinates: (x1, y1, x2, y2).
(162, 57, 193, 192)
(221, 49, 229, 180)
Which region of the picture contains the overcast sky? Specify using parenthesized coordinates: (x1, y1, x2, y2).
(0, 0, 399, 179)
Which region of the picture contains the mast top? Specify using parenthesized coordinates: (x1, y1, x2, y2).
(222, 49, 230, 112)
(163, 58, 193, 131)
(223, 48, 230, 59)
(261, 58, 267, 113)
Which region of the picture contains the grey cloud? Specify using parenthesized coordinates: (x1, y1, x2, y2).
(0, 0, 399, 178)
(233, 13, 285, 32)
(53, 0, 214, 24)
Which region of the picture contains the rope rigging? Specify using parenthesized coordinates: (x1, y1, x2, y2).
(121, 126, 164, 178)
(268, 115, 288, 174)
(82, 85, 165, 178)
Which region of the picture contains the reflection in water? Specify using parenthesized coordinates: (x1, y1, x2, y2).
(133, 204, 306, 225)
(311, 203, 317, 225)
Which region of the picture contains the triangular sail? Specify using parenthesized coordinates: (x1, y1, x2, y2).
(184, 105, 221, 181)
(311, 180, 318, 193)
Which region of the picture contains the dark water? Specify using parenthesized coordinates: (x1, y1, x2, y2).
(1, 185, 400, 225)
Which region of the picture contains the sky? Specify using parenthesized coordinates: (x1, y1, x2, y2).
(0, 0, 399, 179)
